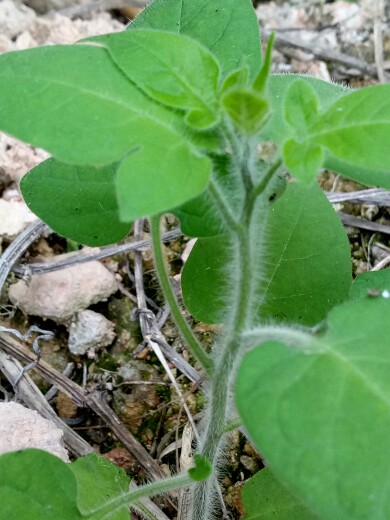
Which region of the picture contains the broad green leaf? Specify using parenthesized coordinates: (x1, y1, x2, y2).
(283, 139, 324, 184)
(182, 235, 232, 323)
(222, 88, 270, 134)
(284, 80, 320, 138)
(350, 268, 390, 300)
(182, 183, 351, 325)
(0, 45, 181, 165)
(236, 296, 390, 520)
(70, 453, 129, 519)
(0, 44, 213, 220)
(311, 84, 390, 172)
(242, 468, 318, 520)
(258, 182, 351, 324)
(0, 449, 82, 520)
(20, 158, 131, 246)
(87, 30, 221, 129)
(172, 190, 224, 237)
(130, 0, 262, 80)
(116, 132, 210, 222)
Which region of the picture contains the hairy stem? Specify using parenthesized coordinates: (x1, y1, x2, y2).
(193, 138, 278, 519)
(89, 471, 195, 520)
(150, 214, 213, 376)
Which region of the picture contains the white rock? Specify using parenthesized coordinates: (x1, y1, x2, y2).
(0, 199, 37, 238)
(0, 402, 69, 461)
(9, 261, 117, 323)
(0, 1, 36, 39)
(68, 310, 116, 355)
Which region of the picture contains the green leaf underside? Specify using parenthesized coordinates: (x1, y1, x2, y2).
(182, 183, 351, 325)
(242, 468, 318, 520)
(70, 453, 130, 519)
(86, 30, 220, 129)
(130, 0, 262, 80)
(236, 296, 390, 520)
(283, 83, 390, 186)
(116, 135, 210, 222)
(350, 268, 390, 300)
(222, 88, 269, 134)
(310, 85, 390, 171)
(0, 45, 188, 166)
(283, 139, 324, 184)
(262, 75, 351, 145)
(284, 80, 320, 138)
(20, 158, 131, 246)
(262, 76, 390, 187)
(0, 449, 82, 520)
(173, 153, 244, 237)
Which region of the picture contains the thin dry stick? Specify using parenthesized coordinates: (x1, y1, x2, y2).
(326, 189, 390, 206)
(55, 0, 148, 18)
(262, 29, 390, 80)
(338, 212, 390, 235)
(12, 227, 183, 277)
(132, 220, 200, 441)
(374, 0, 386, 83)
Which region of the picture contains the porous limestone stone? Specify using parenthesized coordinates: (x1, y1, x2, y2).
(68, 309, 116, 355)
(9, 260, 117, 323)
(0, 402, 69, 461)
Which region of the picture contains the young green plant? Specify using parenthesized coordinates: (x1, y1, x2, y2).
(1, 0, 390, 519)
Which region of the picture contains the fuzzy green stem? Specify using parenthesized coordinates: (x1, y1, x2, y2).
(89, 471, 195, 520)
(150, 214, 213, 376)
(209, 179, 241, 233)
(246, 157, 283, 219)
(242, 325, 316, 350)
(193, 132, 284, 518)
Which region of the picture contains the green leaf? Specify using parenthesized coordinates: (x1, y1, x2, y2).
(188, 455, 212, 482)
(261, 75, 390, 187)
(173, 153, 243, 237)
(116, 132, 210, 222)
(253, 32, 275, 95)
(130, 0, 262, 80)
(222, 88, 270, 134)
(284, 80, 320, 138)
(262, 74, 350, 145)
(236, 296, 390, 520)
(20, 158, 131, 246)
(87, 30, 221, 129)
(350, 268, 390, 300)
(0, 45, 181, 165)
(182, 235, 232, 322)
(310, 84, 390, 173)
(0, 449, 82, 520)
(182, 183, 351, 325)
(242, 468, 318, 520)
(259, 182, 351, 325)
(70, 453, 130, 519)
(283, 139, 324, 184)
(220, 67, 249, 94)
